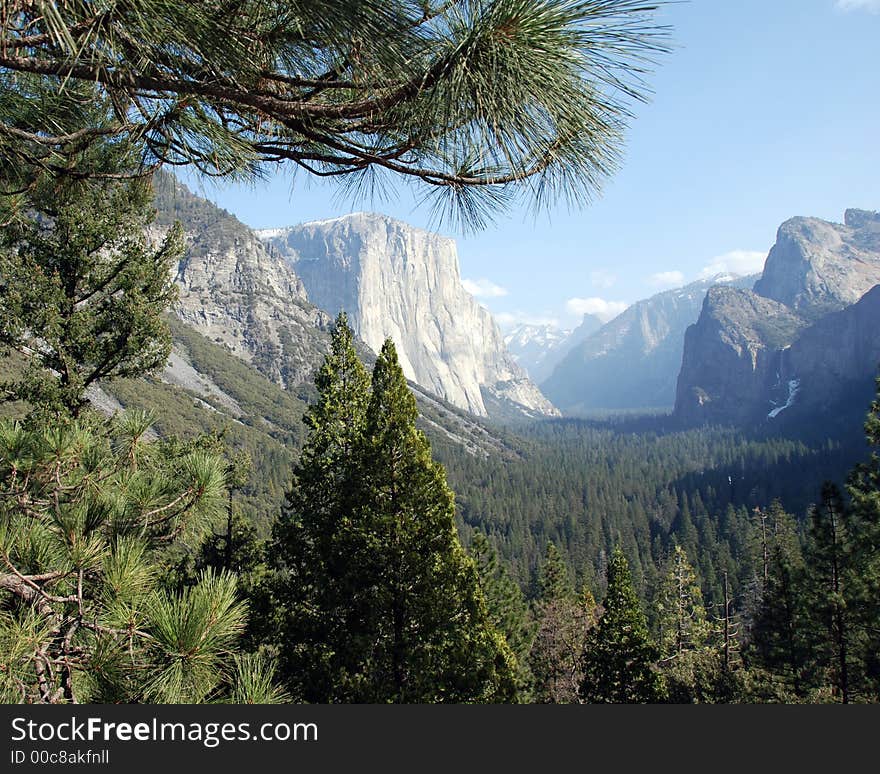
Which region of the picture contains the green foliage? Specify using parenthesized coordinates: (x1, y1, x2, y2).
(580, 546, 664, 703)
(267, 317, 517, 702)
(655, 545, 711, 660)
(800, 484, 857, 702)
(746, 500, 808, 699)
(0, 174, 181, 418)
(529, 542, 596, 703)
(471, 533, 536, 700)
(1, 1, 668, 228)
(0, 412, 275, 704)
(846, 376, 880, 696)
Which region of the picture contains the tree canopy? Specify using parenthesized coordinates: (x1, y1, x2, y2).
(0, 173, 181, 417)
(0, 0, 668, 227)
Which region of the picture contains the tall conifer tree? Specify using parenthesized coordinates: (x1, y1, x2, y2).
(269, 330, 516, 702)
(268, 313, 372, 700)
(350, 339, 516, 702)
(747, 500, 807, 700)
(580, 546, 664, 703)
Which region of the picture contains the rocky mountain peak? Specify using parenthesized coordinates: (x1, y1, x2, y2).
(753, 209, 880, 317)
(153, 172, 330, 390)
(259, 213, 558, 419)
(844, 208, 880, 230)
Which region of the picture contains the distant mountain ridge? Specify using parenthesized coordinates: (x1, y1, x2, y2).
(542, 274, 757, 413)
(503, 315, 603, 384)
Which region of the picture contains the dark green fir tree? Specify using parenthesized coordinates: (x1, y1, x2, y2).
(350, 339, 517, 702)
(580, 546, 664, 703)
(267, 313, 372, 701)
(268, 328, 517, 702)
(471, 533, 536, 700)
(747, 500, 808, 700)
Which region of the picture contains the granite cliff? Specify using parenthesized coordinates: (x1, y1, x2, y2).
(258, 213, 558, 419)
(676, 209, 880, 426)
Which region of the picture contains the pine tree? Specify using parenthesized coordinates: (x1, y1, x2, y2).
(654, 545, 734, 704)
(580, 546, 664, 703)
(0, 2, 667, 227)
(0, 411, 275, 703)
(0, 174, 181, 418)
(529, 542, 596, 703)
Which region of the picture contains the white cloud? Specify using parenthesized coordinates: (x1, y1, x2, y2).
(565, 297, 629, 323)
(836, 0, 880, 12)
(462, 277, 509, 299)
(648, 270, 685, 289)
(698, 249, 767, 280)
(590, 269, 618, 290)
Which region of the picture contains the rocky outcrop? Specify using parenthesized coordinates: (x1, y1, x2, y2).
(675, 209, 880, 426)
(674, 287, 808, 424)
(543, 275, 756, 413)
(259, 213, 558, 418)
(753, 209, 880, 319)
(153, 173, 331, 391)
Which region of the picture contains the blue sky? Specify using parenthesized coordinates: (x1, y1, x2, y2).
(180, 0, 880, 331)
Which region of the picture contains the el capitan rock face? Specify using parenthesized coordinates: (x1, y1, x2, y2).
(675, 209, 880, 427)
(259, 213, 558, 419)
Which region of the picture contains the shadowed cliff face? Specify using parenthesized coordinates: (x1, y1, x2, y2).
(674, 287, 808, 424)
(542, 275, 756, 413)
(258, 213, 558, 419)
(676, 209, 880, 427)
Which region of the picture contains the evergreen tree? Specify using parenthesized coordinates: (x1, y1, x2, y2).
(0, 411, 275, 703)
(654, 544, 725, 702)
(747, 500, 807, 700)
(802, 483, 856, 702)
(0, 174, 181, 418)
(1, 2, 667, 227)
(268, 330, 516, 702)
(471, 533, 536, 700)
(846, 376, 880, 698)
(349, 339, 516, 702)
(267, 313, 372, 700)
(580, 546, 664, 703)
(529, 542, 595, 703)
(655, 545, 710, 660)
